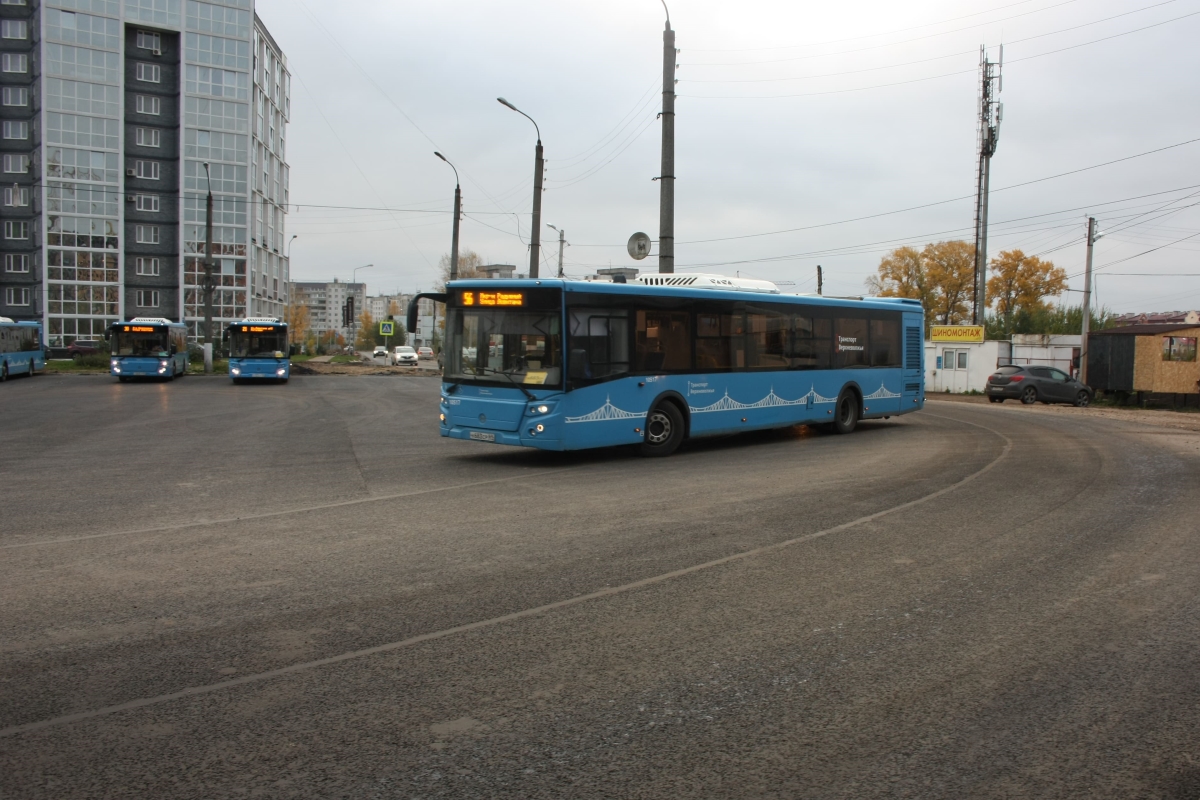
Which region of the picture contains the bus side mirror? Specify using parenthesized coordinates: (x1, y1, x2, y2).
(569, 349, 589, 380)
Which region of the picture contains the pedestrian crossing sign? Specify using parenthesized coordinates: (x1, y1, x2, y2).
(379, 321, 394, 336)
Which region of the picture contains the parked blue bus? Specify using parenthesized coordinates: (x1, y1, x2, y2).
(409, 275, 925, 456)
(108, 317, 188, 381)
(0, 317, 45, 381)
(226, 317, 289, 383)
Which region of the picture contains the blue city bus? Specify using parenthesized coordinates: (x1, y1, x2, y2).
(226, 317, 289, 383)
(0, 317, 45, 381)
(409, 275, 925, 456)
(108, 317, 188, 381)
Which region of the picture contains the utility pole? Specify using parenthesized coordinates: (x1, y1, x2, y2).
(817, 265, 823, 296)
(201, 162, 216, 373)
(972, 45, 1003, 324)
(1079, 216, 1100, 385)
(658, 1, 676, 274)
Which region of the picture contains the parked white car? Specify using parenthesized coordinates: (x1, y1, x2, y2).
(392, 345, 418, 366)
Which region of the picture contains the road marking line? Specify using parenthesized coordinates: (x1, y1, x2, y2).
(0, 470, 570, 550)
(0, 411, 1011, 739)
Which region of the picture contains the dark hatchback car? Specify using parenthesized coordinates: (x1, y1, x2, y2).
(986, 364, 1093, 406)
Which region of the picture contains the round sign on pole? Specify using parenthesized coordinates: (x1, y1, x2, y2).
(627, 232, 652, 261)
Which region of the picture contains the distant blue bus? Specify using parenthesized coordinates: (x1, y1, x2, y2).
(108, 317, 188, 381)
(411, 276, 925, 456)
(226, 318, 289, 383)
(0, 317, 45, 382)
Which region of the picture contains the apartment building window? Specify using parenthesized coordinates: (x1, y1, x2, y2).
(136, 30, 160, 51)
(3, 186, 29, 206)
(5, 287, 31, 306)
(136, 95, 161, 115)
(4, 221, 29, 239)
(3, 121, 29, 139)
(135, 256, 159, 276)
(135, 194, 160, 212)
(2, 53, 27, 73)
(135, 160, 160, 180)
(4, 254, 29, 273)
(3, 154, 29, 173)
(136, 290, 159, 307)
(1, 0, 30, 6)
(135, 127, 161, 147)
(135, 225, 159, 244)
(2, 87, 27, 106)
(1, 20, 27, 39)
(136, 62, 161, 83)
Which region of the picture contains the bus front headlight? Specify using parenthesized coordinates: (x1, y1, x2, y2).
(231, 367, 241, 376)
(275, 367, 286, 376)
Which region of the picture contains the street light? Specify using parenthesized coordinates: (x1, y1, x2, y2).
(287, 234, 298, 260)
(434, 152, 461, 283)
(497, 97, 543, 278)
(201, 162, 217, 372)
(352, 262, 374, 333)
(547, 223, 565, 278)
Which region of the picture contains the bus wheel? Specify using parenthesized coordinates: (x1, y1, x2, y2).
(1, 361, 7, 381)
(639, 401, 685, 457)
(118, 376, 128, 382)
(832, 390, 860, 435)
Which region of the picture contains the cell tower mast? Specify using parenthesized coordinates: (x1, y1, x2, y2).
(972, 45, 1003, 324)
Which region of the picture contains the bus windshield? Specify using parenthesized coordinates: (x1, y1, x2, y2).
(113, 327, 170, 357)
(446, 307, 562, 387)
(230, 328, 287, 358)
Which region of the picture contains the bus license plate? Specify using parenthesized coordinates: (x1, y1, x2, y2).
(470, 431, 496, 442)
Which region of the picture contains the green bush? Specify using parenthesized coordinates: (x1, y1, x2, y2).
(75, 353, 111, 368)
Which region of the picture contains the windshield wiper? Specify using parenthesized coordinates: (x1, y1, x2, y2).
(476, 367, 535, 400)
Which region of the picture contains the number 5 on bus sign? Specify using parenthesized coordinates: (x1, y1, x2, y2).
(379, 321, 394, 336)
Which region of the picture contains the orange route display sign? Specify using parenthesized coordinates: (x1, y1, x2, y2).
(461, 291, 524, 307)
(930, 325, 984, 343)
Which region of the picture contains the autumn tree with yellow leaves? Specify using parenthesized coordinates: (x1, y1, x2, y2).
(866, 240, 976, 326)
(986, 249, 1067, 335)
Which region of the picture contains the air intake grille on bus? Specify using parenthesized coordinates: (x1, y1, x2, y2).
(639, 276, 698, 286)
(905, 382, 922, 394)
(905, 326, 922, 370)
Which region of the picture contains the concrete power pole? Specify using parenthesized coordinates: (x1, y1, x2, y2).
(658, 4, 676, 274)
(817, 265, 823, 296)
(1079, 216, 1099, 385)
(972, 46, 1003, 324)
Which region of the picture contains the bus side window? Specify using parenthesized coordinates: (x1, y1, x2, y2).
(746, 309, 789, 369)
(694, 312, 740, 370)
(636, 310, 690, 372)
(835, 317, 870, 368)
(870, 317, 901, 367)
(791, 315, 831, 370)
(569, 309, 629, 381)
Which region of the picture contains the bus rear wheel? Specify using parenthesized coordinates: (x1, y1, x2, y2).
(639, 401, 685, 457)
(832, 391, 860, 435)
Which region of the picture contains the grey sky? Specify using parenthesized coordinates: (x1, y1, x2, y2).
(257, 0, 1200, 313)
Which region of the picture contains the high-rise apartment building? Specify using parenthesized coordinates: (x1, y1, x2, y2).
(290, 278, 363, 341)
(0, 0, 289, 346)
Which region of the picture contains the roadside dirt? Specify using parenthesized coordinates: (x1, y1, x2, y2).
(927, 395, 1200, 432)
(291, 361, 441, 377)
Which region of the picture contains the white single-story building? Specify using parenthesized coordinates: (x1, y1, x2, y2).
(925, 334, 1082, 393)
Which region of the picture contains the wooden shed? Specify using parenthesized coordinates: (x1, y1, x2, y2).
(1088, 324, 1200, 399)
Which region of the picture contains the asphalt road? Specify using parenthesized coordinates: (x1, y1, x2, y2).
(1, 374, 1198, 799)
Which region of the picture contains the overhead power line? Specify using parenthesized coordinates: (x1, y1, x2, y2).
(682, 8, 1199, 98)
